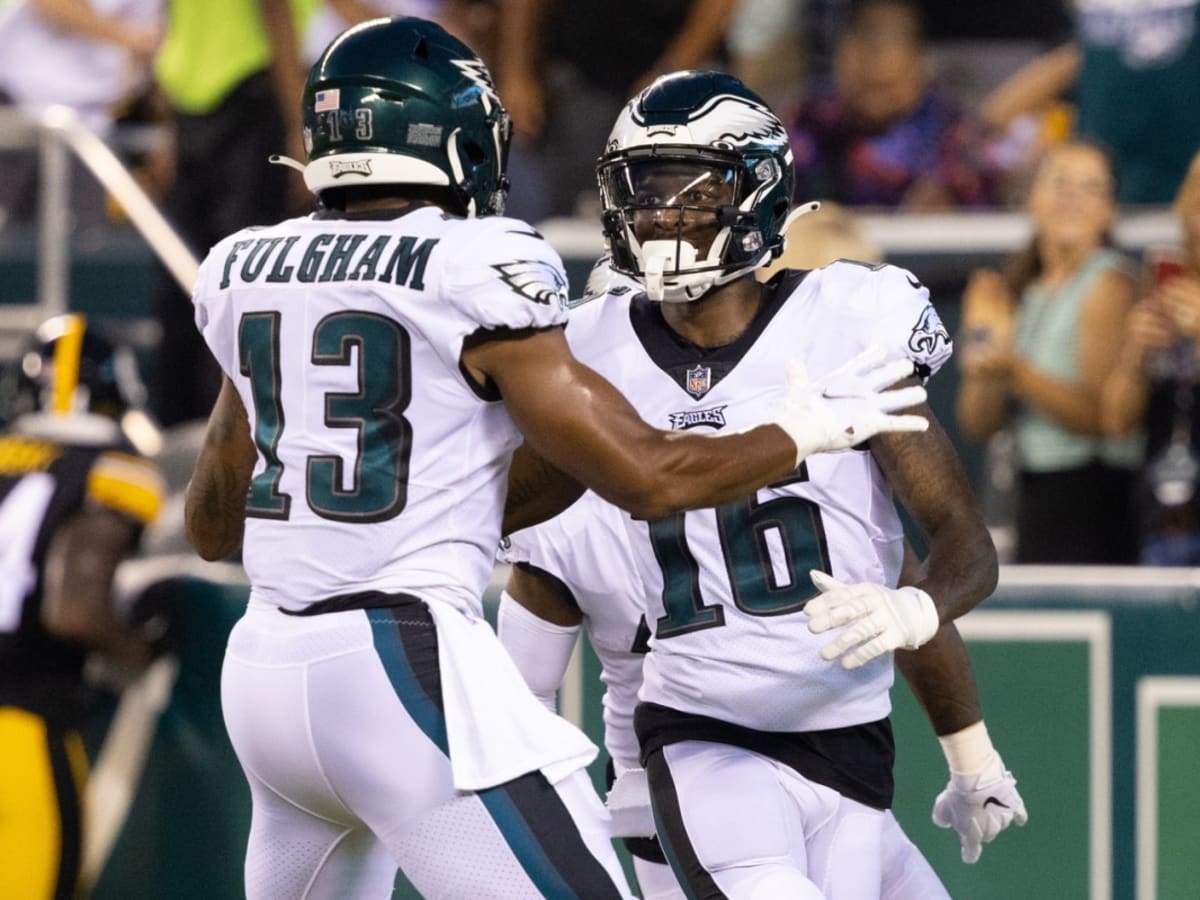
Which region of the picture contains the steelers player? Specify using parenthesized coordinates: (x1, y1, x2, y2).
(0, 314, 165, 900)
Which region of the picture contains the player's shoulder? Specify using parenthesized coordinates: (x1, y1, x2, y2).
(449, 215, 560, 255)
(808, 259, 928, 309)
(87, 449, 165, 525)
(798, 260, 952, 378)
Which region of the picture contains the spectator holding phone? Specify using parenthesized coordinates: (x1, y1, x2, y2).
(956, 139, 1141, 564)
(1102, 150, 1200, 564)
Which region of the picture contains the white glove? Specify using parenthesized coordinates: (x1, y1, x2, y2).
(932, 751, 1028, 863)
(775, 345, 929, 466)
(805, 570, 939, 669)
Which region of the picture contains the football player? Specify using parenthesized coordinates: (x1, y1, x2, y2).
(500, 70, 1000, 898)
(0, 315, 166, 900)
(183, 18, 926, 899)
(498, 488, 1027, 899)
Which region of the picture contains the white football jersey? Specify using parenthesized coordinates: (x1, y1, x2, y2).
(500, 491, 648, 770)
(567, 261, 951, 733)
(193, 208, 569, 615)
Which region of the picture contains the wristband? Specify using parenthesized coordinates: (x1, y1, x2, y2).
(937, 719, 995, 775)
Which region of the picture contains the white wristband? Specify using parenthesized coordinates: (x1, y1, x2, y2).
(937, 720, 996, 775)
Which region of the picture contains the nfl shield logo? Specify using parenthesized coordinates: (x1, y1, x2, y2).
(685, 365, 711, 398)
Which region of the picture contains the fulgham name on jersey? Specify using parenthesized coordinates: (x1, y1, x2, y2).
(219, 233, 440, 290)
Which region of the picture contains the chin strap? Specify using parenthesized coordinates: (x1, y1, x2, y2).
(268, 154, 306, 173)
(782, 200, 821, 234)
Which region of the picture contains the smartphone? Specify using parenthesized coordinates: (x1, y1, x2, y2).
(1146, 246, 1186, 295)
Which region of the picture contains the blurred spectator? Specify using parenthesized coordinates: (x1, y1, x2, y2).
(727, 0, 805, 113)
(150, 0, 308, 427)
(757, 200, 882, 280)
(303, 1, 498, 66)
(1101, 150, 1200, 565)
(0, 316, 166, 900)
(0, 0, 162, 225)
(955, 140, 1141, 564)
(786, 0, 1002, 210)
(981, 1, 1200, 205)
(498, 0, 737, 221)
(304, 0, 434, 64)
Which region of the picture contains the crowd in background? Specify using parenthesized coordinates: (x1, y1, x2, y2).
(3, 0, 1200, 565)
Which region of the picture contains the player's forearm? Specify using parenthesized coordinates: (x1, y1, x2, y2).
(503, 445, 585, 535)
(896, 625, 983, 736)
(185, 466, 247, 561)
(582, 423, 797, 521)
(912, 513, 997, 622)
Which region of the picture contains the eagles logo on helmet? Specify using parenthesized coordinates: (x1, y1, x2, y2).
(596, 70, 814, 303)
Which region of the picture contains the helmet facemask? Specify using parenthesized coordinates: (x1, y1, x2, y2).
(596, 71, 797, 302)
(599, 148, 787, 301)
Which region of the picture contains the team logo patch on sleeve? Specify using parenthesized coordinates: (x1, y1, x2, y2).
(908, 305, 951, 356)
(492, 261, 569, 307)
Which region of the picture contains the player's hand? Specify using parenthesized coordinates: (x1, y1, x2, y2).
(932, 751, 1028, 863)
(776, 346, 928, 466)
(805, 570, 939, 668)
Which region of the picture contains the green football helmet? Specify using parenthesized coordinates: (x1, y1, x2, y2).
(302, 16, 511, 216)
(597, 71, 802, 301)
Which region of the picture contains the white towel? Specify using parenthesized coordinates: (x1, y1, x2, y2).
(425, 601, 597, 790)
(606, 765, 657, 838)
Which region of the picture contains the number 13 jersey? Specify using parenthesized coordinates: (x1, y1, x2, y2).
(192, 207, 569, 615)
(567, 262, 953, 734)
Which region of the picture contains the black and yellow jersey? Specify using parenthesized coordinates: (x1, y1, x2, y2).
(0, 414, 164, 719)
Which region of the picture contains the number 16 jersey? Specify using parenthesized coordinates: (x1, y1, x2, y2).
(567, 262, 952, 734)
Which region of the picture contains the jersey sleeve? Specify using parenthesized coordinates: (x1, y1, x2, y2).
(826, 262, 953, 382)
(440, 217, 571, 335)
(86, 451, 165, 525)
(499, 516, 570, 578)
(191, 232, 246, 378)
(872, 264, 952, 381)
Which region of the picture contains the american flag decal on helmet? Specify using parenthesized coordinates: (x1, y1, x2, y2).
(314, 89, 340, 112)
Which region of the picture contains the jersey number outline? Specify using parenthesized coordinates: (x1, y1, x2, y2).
(238, 311, 412, 523)
(0, 474, 56, 633)
(649, 466, 828, 640)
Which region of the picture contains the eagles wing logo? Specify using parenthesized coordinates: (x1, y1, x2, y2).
(493, 261, 569, 307)
(693, 95, 786, 147)
(452, 58, 501, 105)
(908, 304, 952, 358)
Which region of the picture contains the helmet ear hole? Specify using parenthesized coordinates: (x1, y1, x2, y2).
(462, 140, 487, 166)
